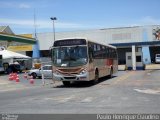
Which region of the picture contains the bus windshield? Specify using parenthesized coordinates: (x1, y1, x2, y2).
(52, 46, 88, 67)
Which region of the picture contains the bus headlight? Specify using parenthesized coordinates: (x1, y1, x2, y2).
(80, 69, 87, 75)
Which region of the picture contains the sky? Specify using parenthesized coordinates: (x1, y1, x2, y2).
(0, 0, 160, 34)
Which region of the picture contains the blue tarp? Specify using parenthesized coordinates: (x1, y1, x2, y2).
(32, 39, 40, 59)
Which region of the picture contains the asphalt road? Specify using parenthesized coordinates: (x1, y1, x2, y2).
(0, 70, 160, 114)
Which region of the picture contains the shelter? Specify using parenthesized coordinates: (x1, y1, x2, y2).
(0, 49, 31, 72)
(0, 50, 30, 60)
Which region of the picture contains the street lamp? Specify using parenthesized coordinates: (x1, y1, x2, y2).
(50, 17, 57, 42)
(50, 17, 57, 82)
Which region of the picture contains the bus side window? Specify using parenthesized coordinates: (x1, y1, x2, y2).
(109, 48, 112, 58)
(106, 47, 109, 58)
(89, 47, 93, 63)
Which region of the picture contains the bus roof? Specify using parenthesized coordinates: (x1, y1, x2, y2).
(55, 38, 117, 49)
(87, 40, 117, 49)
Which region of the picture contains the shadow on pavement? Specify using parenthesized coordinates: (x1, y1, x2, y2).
(54, 76, 117, 88)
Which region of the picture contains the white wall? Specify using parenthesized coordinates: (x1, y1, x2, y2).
(36, 25, 159, 50)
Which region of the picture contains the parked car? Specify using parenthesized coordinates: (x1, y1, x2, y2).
(155, 54, 160, 63)
(28, 65, 52, 79)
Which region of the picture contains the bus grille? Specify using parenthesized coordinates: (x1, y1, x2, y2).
(57, 68, 82, 74)
(64, 77, 76, 79)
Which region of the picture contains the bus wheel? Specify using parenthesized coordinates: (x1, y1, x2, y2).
(109, 68, 113, 78)
(62, 81, 71, 86)
(92, 70, 99, 84)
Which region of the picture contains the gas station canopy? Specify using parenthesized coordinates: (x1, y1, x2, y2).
(0, 32, 36, 44)
(0, 26, 36, 46)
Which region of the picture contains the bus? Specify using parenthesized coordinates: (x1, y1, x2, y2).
(51, 38, 118, 86)
(0, 54, 3, 72)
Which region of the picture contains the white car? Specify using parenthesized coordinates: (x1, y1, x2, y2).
(28, 65, 52, 79)
(155, 54, 160, 63)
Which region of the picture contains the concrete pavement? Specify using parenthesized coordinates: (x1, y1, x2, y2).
(0, 73, 54, 92)
(0, 70, 160, 114)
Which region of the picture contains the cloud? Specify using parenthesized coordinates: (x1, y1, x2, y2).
(0, 1, 13, 8)
(0, 1, 31, 9)
(0, 19, 33, 27)
(128, 16, 160, 27)
(116, 16, 160, 28)
(19, 3, 31, 9)
(1, 17, 160, 34)
(140, 16, 160, 25)
(0, 18, 101, 30)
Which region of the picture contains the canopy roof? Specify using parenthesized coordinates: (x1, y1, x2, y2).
(0, 50, 31, 59)
(0, 32, 36, 44)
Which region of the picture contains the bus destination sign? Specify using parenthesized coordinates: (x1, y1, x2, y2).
(54, 39, 86, 46)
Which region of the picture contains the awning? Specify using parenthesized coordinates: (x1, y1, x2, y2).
(110, 41, 160, 47)
(0, 50, 31, 59)
(0, 32, 36, 44)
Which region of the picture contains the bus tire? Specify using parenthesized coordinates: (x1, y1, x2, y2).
(109, 68, 113, 78)
(91, 69, 99, 84)
(62, 81, 71, 86)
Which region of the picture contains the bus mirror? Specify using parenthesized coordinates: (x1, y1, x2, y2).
(49, 46, 52, 58)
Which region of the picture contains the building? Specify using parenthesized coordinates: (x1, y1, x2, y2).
(1, 25, 160, 70)
(0, 26, 35, 49)
(25, 25, 160, 70)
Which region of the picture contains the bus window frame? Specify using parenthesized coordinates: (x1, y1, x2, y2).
(88, 46, 94, 63)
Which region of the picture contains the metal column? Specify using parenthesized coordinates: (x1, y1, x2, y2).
(132, 45, 136, 70)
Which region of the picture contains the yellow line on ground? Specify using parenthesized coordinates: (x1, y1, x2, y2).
(113, 71, 135, 84)
(0, 82, 10, 85)
(0, 80, 11, 85)
(0, 81, 38, 92)
(0, 85, 35, 93)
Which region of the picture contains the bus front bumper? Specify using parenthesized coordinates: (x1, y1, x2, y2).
(53, 72, 89, 81)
